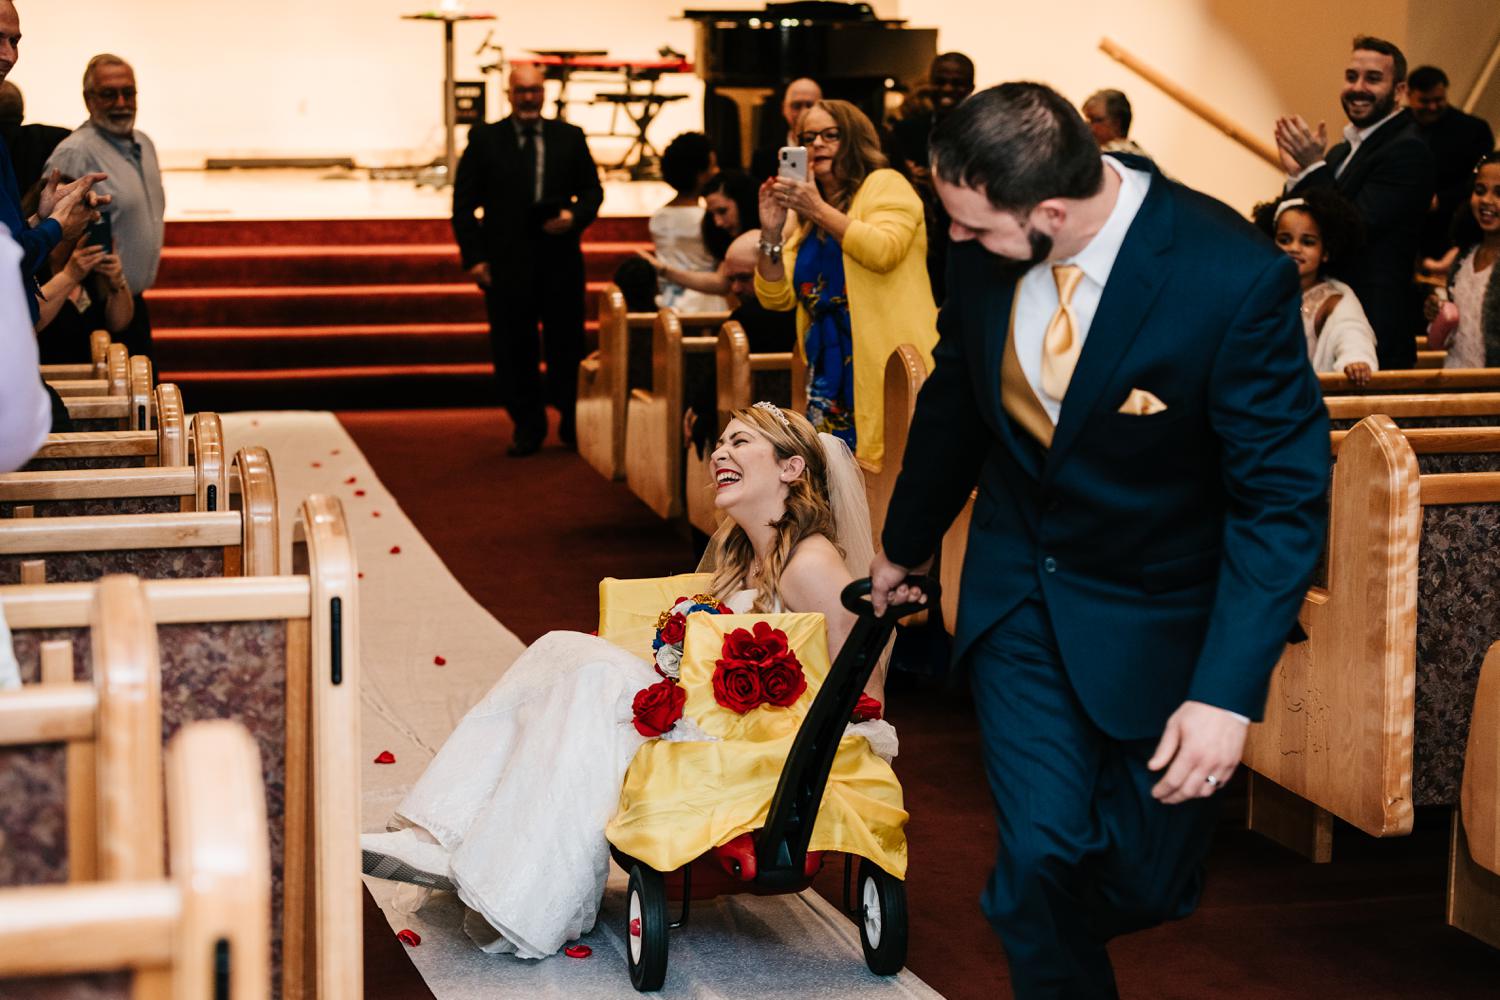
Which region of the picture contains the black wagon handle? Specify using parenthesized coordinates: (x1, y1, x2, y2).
(840, 576, 941, 621)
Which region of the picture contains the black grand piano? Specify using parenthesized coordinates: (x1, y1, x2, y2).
(682, 1, 937, 172)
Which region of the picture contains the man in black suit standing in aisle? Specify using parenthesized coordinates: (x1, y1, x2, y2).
(453, 63, 603, 456)
(870, 82, 1329, 998)
(1275, 35, 1434, 369)
(1406, 65, 1495, 259)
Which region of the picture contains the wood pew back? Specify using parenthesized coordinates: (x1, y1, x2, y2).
(38, 330, 112, 383)
(0, 495, 361, 999)
(0, 721, 270, 999)
(859, 345, 928, 556)
(1320, 368, 1500, 396)
(0, 445, 273, 585)
(27, 384, 189, 472)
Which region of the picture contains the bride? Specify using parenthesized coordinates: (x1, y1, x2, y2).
(361, 402, 897, 959)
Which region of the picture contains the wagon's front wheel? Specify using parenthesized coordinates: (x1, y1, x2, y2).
(626, 863, 669, 991)
(858, 858, 908, 976)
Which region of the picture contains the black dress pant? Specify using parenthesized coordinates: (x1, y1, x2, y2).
(483, 242, 585, 445)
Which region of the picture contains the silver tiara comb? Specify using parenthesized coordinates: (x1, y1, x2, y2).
(754, 400, 791, 428)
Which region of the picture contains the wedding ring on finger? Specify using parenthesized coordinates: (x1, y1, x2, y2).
(1204, 774, 1220, 787)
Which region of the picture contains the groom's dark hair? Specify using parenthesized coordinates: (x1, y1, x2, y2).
(929, 81, 1104, 214)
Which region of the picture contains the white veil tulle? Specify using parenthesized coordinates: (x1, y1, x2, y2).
(696, 430, 874, 586)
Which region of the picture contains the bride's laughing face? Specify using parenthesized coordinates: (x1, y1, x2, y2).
(710, 417, 805, 517)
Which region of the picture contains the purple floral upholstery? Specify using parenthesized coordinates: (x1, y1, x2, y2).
(1, 498, 181, 519)
(21, 456, 145, 473)
(0, 548, 224, 585)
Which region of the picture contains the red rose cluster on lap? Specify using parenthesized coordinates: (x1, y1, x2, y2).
(632, 678, 686, 738)
(712, 621, 807, 714)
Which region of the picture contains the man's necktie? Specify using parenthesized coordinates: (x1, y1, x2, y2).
(520, 124, 538, 203)
(1040, 264, 1086, 401)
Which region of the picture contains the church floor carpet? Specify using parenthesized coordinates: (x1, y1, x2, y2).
(343, 405, 1500, 999)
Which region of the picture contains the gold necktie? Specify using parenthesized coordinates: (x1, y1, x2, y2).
(1040, 264, 1086, 400)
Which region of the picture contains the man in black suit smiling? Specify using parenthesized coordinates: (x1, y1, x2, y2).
(871, 82, 1329, 998)
(453, 64, 603, 456)
(1276, 35, 1434, 369)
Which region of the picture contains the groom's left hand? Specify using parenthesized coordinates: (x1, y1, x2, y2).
(1147, 700, 1248, 804)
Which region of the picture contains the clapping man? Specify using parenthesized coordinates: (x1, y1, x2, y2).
(1275, 35, 1434, 368)
(453, 64, 603, 456)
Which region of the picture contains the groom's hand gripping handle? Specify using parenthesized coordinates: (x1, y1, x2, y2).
(870, 552, 932, 616)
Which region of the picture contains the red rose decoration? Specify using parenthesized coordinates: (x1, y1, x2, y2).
(632, 678, 686, 737)
(851, 694, 883, 723)
(721, 621, 791, 664)
(712, 659, 765, 714)
(657, 612, 687, 646)
(760, 654, 808, 707)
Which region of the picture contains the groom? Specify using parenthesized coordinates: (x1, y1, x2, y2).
(871, 83, 1329, 997)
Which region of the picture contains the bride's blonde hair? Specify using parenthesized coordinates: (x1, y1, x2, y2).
(705, 405, 841, 612)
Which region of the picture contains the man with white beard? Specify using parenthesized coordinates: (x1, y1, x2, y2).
(46, 54, 165, 357)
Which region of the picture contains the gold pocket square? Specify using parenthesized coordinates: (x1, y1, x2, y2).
(1118, 388, 1168, 416)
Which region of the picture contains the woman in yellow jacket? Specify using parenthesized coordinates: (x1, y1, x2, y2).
(755, 99, 939, 465)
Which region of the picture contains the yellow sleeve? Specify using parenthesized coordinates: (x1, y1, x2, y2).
(753, 236, 800, 312)
(840, 170, 923, 276)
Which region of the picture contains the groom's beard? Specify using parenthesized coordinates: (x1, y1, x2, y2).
(1022, 227, 1054, 266)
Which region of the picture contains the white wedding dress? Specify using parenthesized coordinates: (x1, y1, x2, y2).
(365, 579, 898, 959)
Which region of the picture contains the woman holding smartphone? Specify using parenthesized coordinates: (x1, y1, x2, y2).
(755, 99, 938, 464)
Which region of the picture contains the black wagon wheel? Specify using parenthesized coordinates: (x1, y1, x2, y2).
(857, 857, 908, 976)
(626, 863, 670, 991)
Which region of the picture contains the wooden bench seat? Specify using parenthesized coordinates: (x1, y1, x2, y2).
(0, 719, 270, 998)
(0, 495, 361, 998)
(27, 384, 191, 473)
(38, 330, 112, 383)
(0, 445, 274, 585)
(59, 346, 155, 433)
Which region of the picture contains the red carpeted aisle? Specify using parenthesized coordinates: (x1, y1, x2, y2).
(344, 407, 1500, 999)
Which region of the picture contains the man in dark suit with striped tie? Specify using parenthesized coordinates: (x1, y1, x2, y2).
(870, 83, 1330, 998)
(453, 64, 604, 456)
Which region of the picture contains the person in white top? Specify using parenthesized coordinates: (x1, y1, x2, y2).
(0, 229, 50, 472)
(1428, 152, 1500, 368)
(642, 132, 729, 313)
(1253, 191, 1378, 383)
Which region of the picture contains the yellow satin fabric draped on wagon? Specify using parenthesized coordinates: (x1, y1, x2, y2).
(604, 611, 909, 878)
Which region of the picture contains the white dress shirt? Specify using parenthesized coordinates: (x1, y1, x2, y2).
(1284, 107, 1403, 189)
(0, 231, 50, 473)
(1013, 157, 1152, 424)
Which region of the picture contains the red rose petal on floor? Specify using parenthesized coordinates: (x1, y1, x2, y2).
(354, 489, 366, 497)
(330, 449, 341, 455)
(345, 476, 357, 484)
(372, 511, 381, 518)
(564, 945, 592, 959)
(358, 572, 365, 579)
(311, 462, 321, 468)
(390, 545, 401, 554)
(433, 656, 447, 666)
(396, 929, 421, 947)
(373, 750, 396, 764)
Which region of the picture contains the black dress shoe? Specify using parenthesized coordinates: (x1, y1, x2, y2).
(507, 436, 543, 457)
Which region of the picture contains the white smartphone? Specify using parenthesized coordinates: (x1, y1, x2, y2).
(778, 145, 809, 183)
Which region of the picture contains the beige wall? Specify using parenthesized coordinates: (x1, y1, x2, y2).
(7, 0, 1494, 206)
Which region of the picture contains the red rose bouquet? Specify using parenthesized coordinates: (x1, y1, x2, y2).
(712, 621, 808, 715)
(652, 594, 727, 679)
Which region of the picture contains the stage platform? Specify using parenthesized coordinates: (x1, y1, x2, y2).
(151, 169, 666, 410)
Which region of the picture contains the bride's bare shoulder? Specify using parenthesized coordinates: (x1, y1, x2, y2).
(780, 534, 852, 609)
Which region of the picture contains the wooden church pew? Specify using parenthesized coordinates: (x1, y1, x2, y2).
(681, 320, 808, 536)
(1326, 391, 1500, 427)
(622, 308, 734, 520)
(860, 344, 929, 556)
(0, 445, 276, 585)
(0, 720, 270, 999)
(577, 285, 657, 481)
(1320, 368, 1500, 396)
(0, 425, 231, 519)
(28, 383, 191, 472)
(0, 495, 362, 998)
(38, 330, 112, 383)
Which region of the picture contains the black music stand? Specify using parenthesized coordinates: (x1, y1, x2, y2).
(402, 9, 497, 187)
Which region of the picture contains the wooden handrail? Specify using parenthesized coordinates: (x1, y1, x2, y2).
(1464, 28, 1500, 114)
(1098, 37, 1281, 168)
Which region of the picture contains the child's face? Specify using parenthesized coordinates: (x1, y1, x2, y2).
(1274, 209, 1326, 282)
(1473, 164, 1500, 235)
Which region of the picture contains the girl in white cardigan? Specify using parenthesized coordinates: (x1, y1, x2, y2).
(1255, 191, 1379, 385)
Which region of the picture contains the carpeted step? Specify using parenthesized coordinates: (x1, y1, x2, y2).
(154, 241, 648, 288)
(163, 363, 500, 410)
(164, 216, 650, 248)
(146, 281, 610, 327)
(153, 323, 494, 370)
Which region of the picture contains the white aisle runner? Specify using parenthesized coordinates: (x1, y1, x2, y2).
(221, 411, 945, 1000)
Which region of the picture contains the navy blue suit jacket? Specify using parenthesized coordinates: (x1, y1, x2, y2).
(882, 158, 1330, 740)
